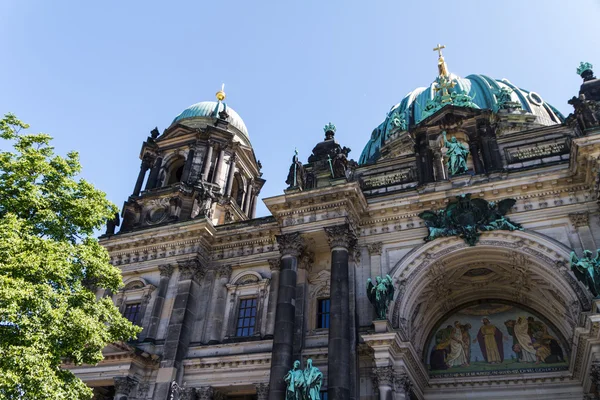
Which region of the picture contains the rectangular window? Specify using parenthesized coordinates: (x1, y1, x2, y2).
(123, 303, 141, 325)
(321, 391, 328, 400)
(317, 298, 330, 329)
(236, 297, 257, 337)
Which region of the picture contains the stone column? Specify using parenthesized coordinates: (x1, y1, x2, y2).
(267, 232, 305, 400)
(243, 179, 254, 214)
(202, 141, 214, 182)
(207, 265, 232, 344)
(113, 377, 137, 400)
(325, 224, 357, 400)
(212, 146, 225, 185)
(153, 260, 204, 400)
(133, 157, 152, 196)
(255, 383, 269, 400)
(432, 150, 446, 181)
(265, 258, 280, 338)
(181, 149, 195, 184)
(570, 212, 596, 250)
(251, 193, 258, 218)
(293, 252, 312, 360)
(225, 154, 237, 197)
(145, 156, 163, 190)
(372, 366, 394, 400)
(145, 264, 174, 343)
(392, 373, 412, 400)
(468, 138, 484, 174)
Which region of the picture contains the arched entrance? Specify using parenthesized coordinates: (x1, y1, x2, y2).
(383, 230, 592, 399)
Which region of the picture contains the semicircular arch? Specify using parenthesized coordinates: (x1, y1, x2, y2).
(388, 230, 591, 354)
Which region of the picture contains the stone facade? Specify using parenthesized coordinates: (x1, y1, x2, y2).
(68, 60, 600, 399)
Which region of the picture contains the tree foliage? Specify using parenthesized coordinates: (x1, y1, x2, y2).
(0, 114, 141, 399)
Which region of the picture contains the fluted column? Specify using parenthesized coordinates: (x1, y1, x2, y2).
(225, 154, 237, 197)
(243, 179, 254, 214)
(212, 146, 225, 185)
(207, 265, 232, 344)
(325, 224, 357, 400)
(267, 233, 306, 400)
(202, 141, 214, 181)
(265, 258, 280, 338)
(133, 157, 152, 196)
(145, 264, 174, 342)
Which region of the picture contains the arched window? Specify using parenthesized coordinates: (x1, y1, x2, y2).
(166, 157, 185, 186)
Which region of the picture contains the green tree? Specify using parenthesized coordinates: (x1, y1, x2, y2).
(0, 114, 141, 399)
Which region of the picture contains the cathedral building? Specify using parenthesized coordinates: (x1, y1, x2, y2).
(69, 49, 600, 399)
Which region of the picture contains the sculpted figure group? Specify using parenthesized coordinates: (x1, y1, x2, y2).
(284, 359, 323, 400)
(570, 249, 600, 297)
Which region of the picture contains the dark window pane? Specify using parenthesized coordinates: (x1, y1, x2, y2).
(317, 298, 330, 329)
(236, 297, 258, 337)
(123, 303, 142, 325)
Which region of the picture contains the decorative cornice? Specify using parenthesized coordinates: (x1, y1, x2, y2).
(275, 232, 306, 257)
(325, 223, 357, 250)
(158, 264, 174, 278)
(569, 211, 590, 228)
(367, 242, 383, 256)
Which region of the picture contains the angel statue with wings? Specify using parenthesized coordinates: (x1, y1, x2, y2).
(367, 275, 395, 320)
(570, 250, 600, 298)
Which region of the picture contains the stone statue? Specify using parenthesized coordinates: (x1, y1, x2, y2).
(442, 131, 470, 175)
(286, 149, 306, 190)
(366, 275, 395, 320)
(331, 146, 350, 179)
(303, 359, 323, 400)
(284, 360, 305, 400)
(570, 250, 600, 298)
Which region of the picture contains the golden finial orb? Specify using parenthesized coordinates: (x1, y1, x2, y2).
(216, 83, 226, 101)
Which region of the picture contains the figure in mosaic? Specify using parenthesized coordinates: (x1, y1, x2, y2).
(570, 249, 600, 297)
(366, 275, 395, 320)
(284, 360, 305, 400)
(442, 131, 470, 175)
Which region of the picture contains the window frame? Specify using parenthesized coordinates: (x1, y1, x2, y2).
(235, 296, 258, 337)
(316, 297, 331, 329)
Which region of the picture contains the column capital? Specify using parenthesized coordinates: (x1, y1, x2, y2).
(569, 211, 590, 228)
(113, 376, 137, 395)
(367, 242, 383, 256)
(255, 382, 269, 400)
(371, 366, 394, 387)
(393, 372, 413, 397)
(158, 264, 174, 278)
(268, 258, 280, 271)
(196, 386, 214, 400)
(178, 258, 206, 281)
(275, 232, 306, 257)
(325, 223, 357, 250)
(217, 264, 232, 279)
(180, 387, 196, 400)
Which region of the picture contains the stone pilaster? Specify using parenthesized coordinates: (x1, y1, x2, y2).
(265, 258, 280, 338)
(255, 383, 269, 400)
(225, 154, 237, 197)
(113, 377, 137, 400)
(133, 156, 152, 196)
(570, 212, 597, 251)
(325, 224, 357, 400)
(367, 242, 383, 277)
(267, 232, 306, 400)
(145, 264, 174, 342)
(202, 141, 214, 182)
(207, 265, 232, 344)
(213, 146, 225, 185)
(392, 372, 412, 400)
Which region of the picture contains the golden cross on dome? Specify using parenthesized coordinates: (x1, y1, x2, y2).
(433, 44, 445, 57)
(216, 83, 226, 101)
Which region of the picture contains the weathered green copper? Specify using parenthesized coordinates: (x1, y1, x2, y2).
(577, 62, 594, 76)
(442, 131, 470, 175)
(323, 122, 336, 134)
(366, 275, 395, 320)
(284, 359, 323, 400)
(570, 250, 600, 298)
(494, 87, 522, 112)
(418, 194, 522, 246)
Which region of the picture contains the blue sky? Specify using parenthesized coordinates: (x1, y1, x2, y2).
(1, 0, 599, 219)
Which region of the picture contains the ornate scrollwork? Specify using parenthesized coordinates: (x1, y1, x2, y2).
(371, 366, 394, 387)
(158, 264, 174, 278)
(178, 258, 205, 281)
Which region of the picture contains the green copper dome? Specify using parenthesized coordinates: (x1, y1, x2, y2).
(171, 101, 249, 142)
(359, 73, 565, 165)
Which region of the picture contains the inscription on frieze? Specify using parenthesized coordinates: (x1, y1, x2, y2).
(505, 140, 569, 163)
(361, 168, 414, 189)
